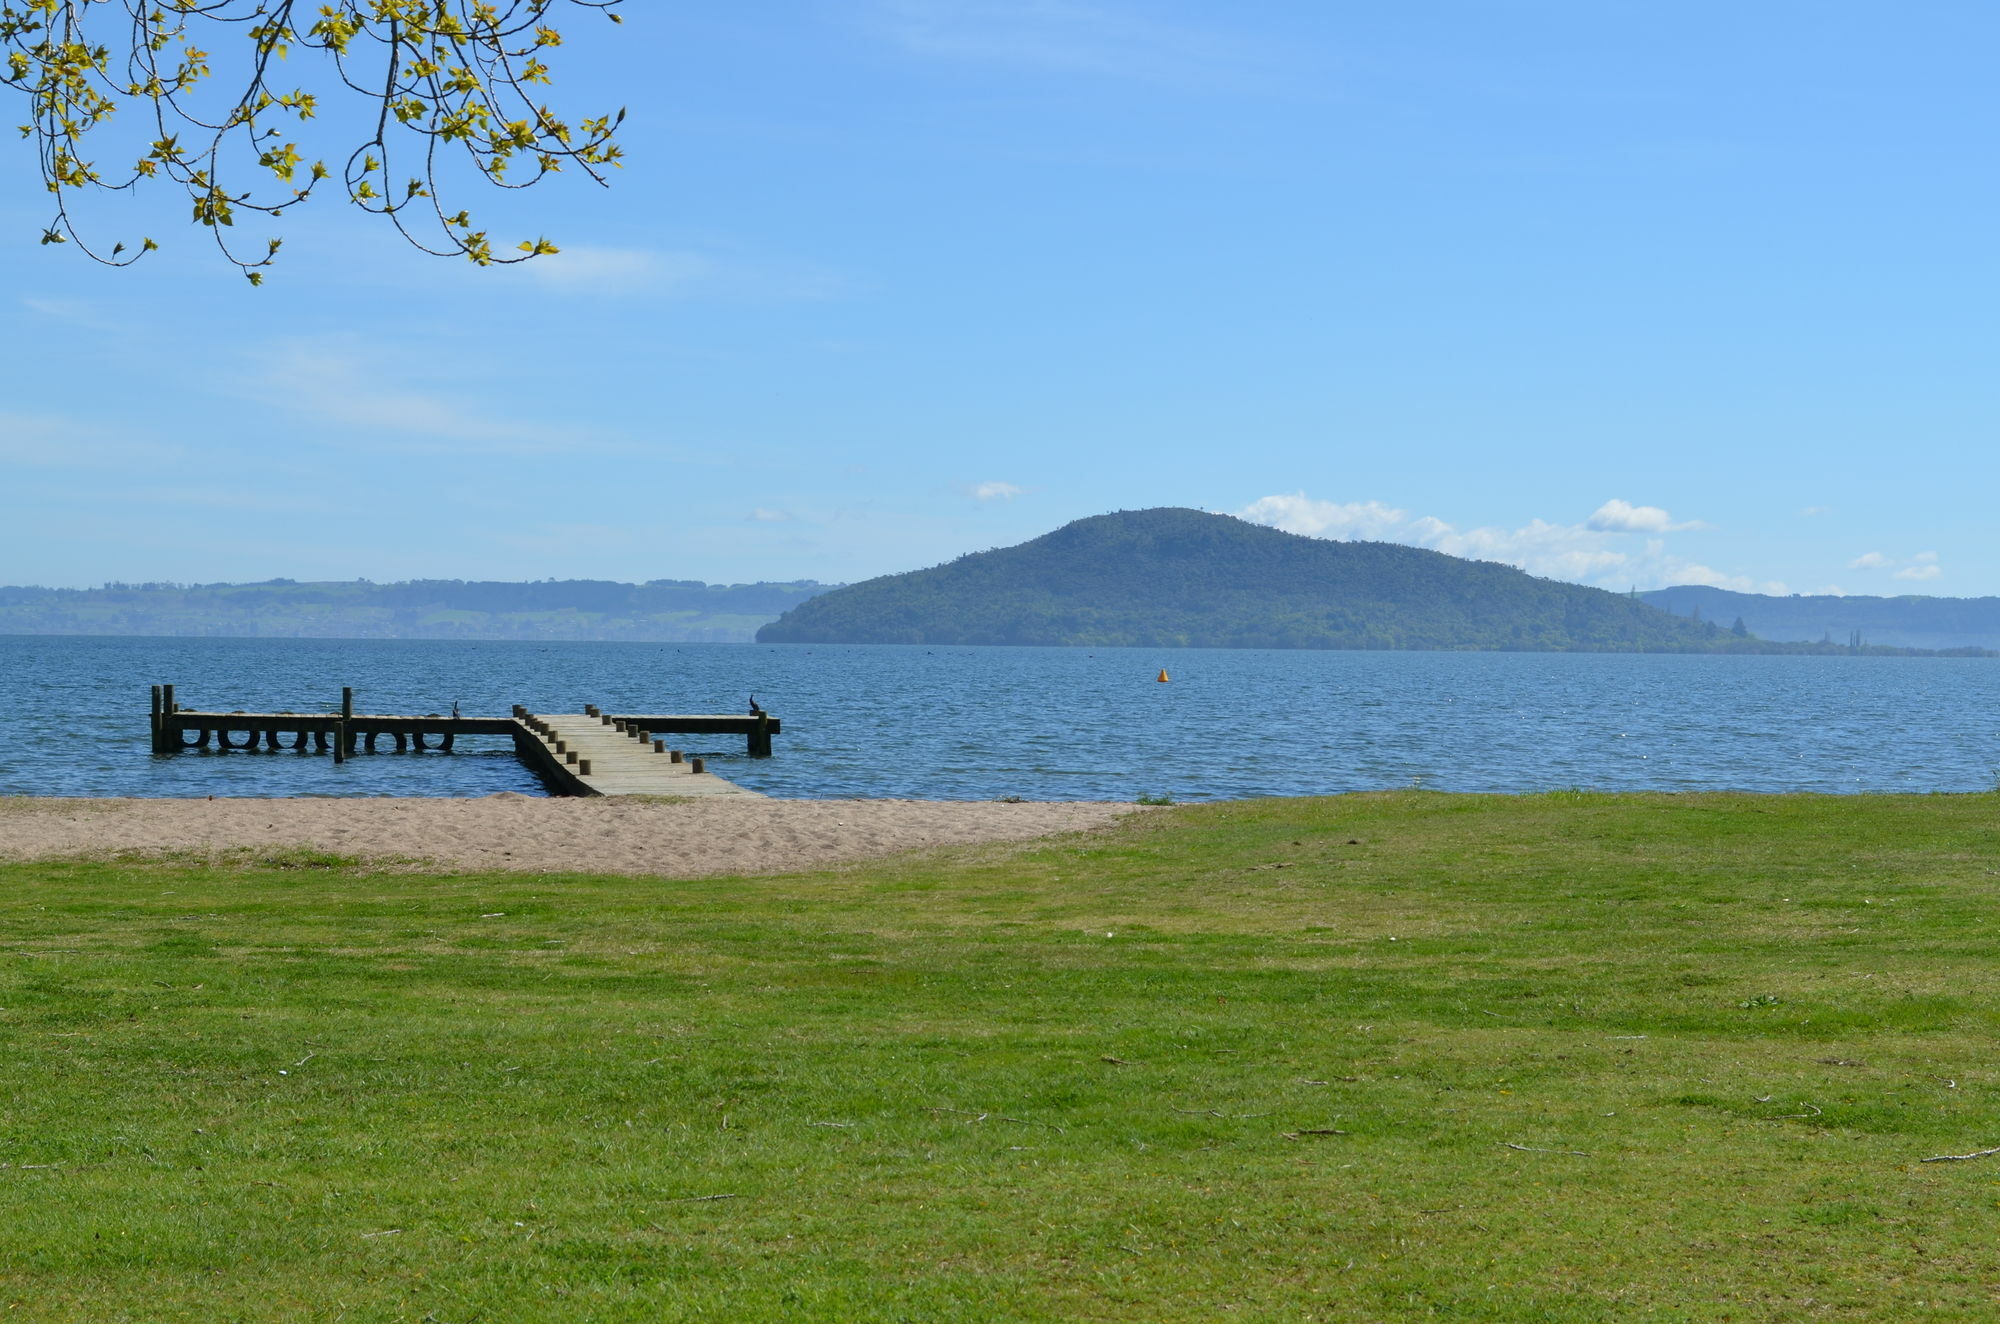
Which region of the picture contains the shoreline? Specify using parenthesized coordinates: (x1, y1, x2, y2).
(0, 795, 1147, 877)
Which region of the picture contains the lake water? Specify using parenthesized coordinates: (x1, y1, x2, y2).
(5, 634, 1999, 801)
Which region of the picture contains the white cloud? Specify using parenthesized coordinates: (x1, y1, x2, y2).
(1585, 498, 1702, 534)
(971, 481, 1025, 501)
(749, 508, 792, 523)
(498, 245, 845, 303)
(20, 296, 123, 332)
(523, 246, 717, 295)
(1799, 505, 1831, 517)
(1417, 517, 1630, 581)
(1668, 563, 1791, 595)
(1237, 491, 1768, 592)
(1236, 493, 1407, 539)
(1852, 550, 1942, 581)
(239, 336, 613, 455)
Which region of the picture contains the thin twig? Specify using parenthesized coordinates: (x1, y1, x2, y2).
(999, 1115, 1068, 1133)
(1283, 1129, 1350, 1139)
(1501, 1142, 1589, 1156)
(360, 1229, 402, 1238)
(928, 1106, 1065, 1133)
(666, 1193, 737, 1203)
(1922, 1145, 2000, 1163)
(1766, 1102, 1824, 1120)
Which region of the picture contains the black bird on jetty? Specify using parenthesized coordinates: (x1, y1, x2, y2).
(748, 695, 764, 715)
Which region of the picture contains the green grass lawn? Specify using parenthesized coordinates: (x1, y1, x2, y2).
(6, 792, 2000, 1320)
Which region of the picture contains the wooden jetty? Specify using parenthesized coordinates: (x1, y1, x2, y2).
(148, 686, 780, 799)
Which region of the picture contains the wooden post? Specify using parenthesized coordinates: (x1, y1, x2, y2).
(150, 685, 163, 753)
(690, 757, 705, 775)
(750, 712, 772, 758)
(332, 720, 346, 764)
(565, 750, 578, 764)
(669, 749, 683, 763)
(578, 759, 592, 776)
(653, 740, 665, 753)
(341, 687, 354, 720)
(163, 683, 176, 714)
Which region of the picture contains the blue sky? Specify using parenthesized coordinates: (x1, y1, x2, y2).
(4, 1, 1996, 595)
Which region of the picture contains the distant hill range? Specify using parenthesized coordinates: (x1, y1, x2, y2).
(1641, 585, 2000, 653)
(760, 507, 1968, 653)
(17, 519, 1998, 655)
(0, 578, 832, 643)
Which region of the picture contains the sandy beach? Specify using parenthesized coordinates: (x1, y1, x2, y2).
(0, 795, 1146, 877)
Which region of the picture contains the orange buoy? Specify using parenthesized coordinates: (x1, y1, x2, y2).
(1156, 668, 1170, 683)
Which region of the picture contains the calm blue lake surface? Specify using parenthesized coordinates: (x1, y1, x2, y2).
(4, 635, 1999, 800)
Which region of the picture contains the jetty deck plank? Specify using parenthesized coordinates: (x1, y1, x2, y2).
(529, 714, 765, 799)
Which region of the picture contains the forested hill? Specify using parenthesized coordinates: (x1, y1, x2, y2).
(0, 579, 832, 642)
(756, 508, 1775, 651)
(1642, 585, 2000, 652)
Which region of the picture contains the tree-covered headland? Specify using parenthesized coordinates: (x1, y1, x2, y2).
(758, 508, 1987, 654)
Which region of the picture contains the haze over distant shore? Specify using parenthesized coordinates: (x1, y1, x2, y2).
(13, 510, 2000, 653)
(0, 579, 833, 644)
